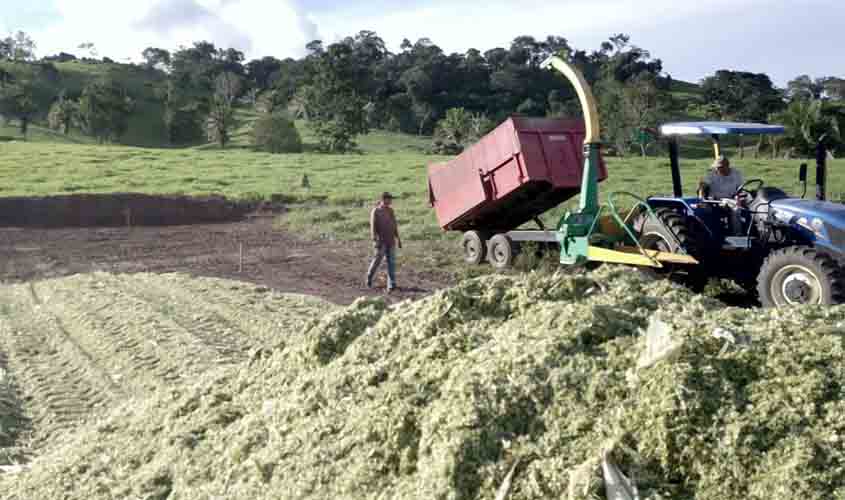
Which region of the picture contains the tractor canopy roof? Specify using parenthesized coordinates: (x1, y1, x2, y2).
(660, 121, 785, 136)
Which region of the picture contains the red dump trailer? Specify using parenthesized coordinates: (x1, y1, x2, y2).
(427, 116, 608, 267)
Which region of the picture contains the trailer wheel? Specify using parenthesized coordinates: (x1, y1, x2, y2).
(757, 246, 845, 307)
(634, 208, 708, 292)
(461, 231, 487, 265)
(488, 234, 515, 270)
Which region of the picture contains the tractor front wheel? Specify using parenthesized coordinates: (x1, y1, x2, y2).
(757, 246, 845, 307)
(488, 234, 516, 270)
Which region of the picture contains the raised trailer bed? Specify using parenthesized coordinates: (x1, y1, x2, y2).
(427, 116, 607, 268)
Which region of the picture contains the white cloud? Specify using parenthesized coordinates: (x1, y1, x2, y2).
(315, 0, 767, 54)
(21, 0, 843, 85)
(29, 0, 317, 62)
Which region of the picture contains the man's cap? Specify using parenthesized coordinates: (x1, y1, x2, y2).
(381, 191, 395, 199)
(712, 155, 729, 168)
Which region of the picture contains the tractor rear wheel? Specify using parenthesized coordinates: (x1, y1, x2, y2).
(634, 208, 709, 292)
(488, 234, 516, 270)
(461, 230, 487, 265)
(757, 246, 845, 307)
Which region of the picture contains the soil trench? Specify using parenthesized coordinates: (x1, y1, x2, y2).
(0, 193, 257, 228)
(0, 211, 451, 306)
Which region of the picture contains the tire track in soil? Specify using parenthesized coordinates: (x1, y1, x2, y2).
(0, 344, 30, 465)
(33, 275, 231, 395)
(132, 273, 317, 346)
(0, 284, 122, 451)
(97, 273, 254, 364)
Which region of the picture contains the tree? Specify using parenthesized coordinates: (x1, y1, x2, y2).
(305, 40, 324, 56)
(77, 78, 134, 143)
(771, 99, 841, 157)
(43, 52, 78, 63)
(435, 107, 473, 145)
(701, 70, 785, 157)
(268, 58, 308, 110)
(302, 43, 369, 152)
(821, 77, 845, 101)
(591, 35, 666, 155)
(0, 31, 36, 61)
(787, 75, 825, 101)
(162, 87, 204, 144)
(623, 74, 671, 156)
(252, 111, 303, 153)
(701, 70, 784, 121)
(245, 88, 259, 107)
(246, 56, 282, 91)
(162, 41, 240, 145)
(0, 80, 36, 137)
(469, 112, 494, 139)
(141, 47, 171, 70)
(304, 81, 368, 152)
(215, 47, 246, 77)
(206, 71, 241, 148)
(596, 79, 629, 155)
(78, 42, 97, 59)
(0, 67, 14, 88)
(36, 62, 60, 84)
(432, 107, 493, 153)
(48, 92, 78, 135)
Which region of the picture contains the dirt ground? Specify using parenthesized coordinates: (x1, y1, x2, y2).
(0, 215, 452, 305)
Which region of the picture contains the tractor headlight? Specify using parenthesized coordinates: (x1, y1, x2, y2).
(796, 217, 828, 240)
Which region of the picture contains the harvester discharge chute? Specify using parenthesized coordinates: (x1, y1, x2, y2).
(540, 56, 698, 269)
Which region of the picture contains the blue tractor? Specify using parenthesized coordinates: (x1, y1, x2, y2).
(633, 121, 845, 307)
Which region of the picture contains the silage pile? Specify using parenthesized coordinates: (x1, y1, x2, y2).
(3, 267, 844, 499)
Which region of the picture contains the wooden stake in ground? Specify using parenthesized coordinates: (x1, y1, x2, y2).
(239, 242, 244, 273)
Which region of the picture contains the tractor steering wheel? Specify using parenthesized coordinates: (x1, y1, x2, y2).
(735, 179, 765, 202)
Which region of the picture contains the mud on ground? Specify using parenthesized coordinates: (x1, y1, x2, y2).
(0, 194, 452, 305)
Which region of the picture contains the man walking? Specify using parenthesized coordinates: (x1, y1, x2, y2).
(366, 192, 402, 292)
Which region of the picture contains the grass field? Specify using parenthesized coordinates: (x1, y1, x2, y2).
(2, 132, 841, 238)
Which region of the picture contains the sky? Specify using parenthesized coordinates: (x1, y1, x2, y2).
(2, 0, 843, 86)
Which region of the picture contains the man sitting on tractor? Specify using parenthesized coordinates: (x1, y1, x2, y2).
(698, 156, 744, 199)
(698, 156, 747, 235)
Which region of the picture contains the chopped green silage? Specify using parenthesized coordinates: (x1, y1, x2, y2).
(2, 267, 844, 499)
(0, 272, 335, 475)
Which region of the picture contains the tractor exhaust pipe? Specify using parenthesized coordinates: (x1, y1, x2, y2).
(816, 142, 827, 201)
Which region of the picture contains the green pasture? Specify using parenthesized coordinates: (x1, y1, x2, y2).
(1, 132, 841, 247)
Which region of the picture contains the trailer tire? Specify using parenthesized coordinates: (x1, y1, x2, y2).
(488, 234, 516, 270)
(461, 230, 487, 265)
(757, 246, 845, 307)
(634, 208, 708, 292)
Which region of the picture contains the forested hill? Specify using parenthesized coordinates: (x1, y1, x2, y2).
(0, 59, 169, 147)
(1, 31, 842, 156)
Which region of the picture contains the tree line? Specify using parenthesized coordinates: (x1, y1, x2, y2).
(0, 29, 842, 157)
